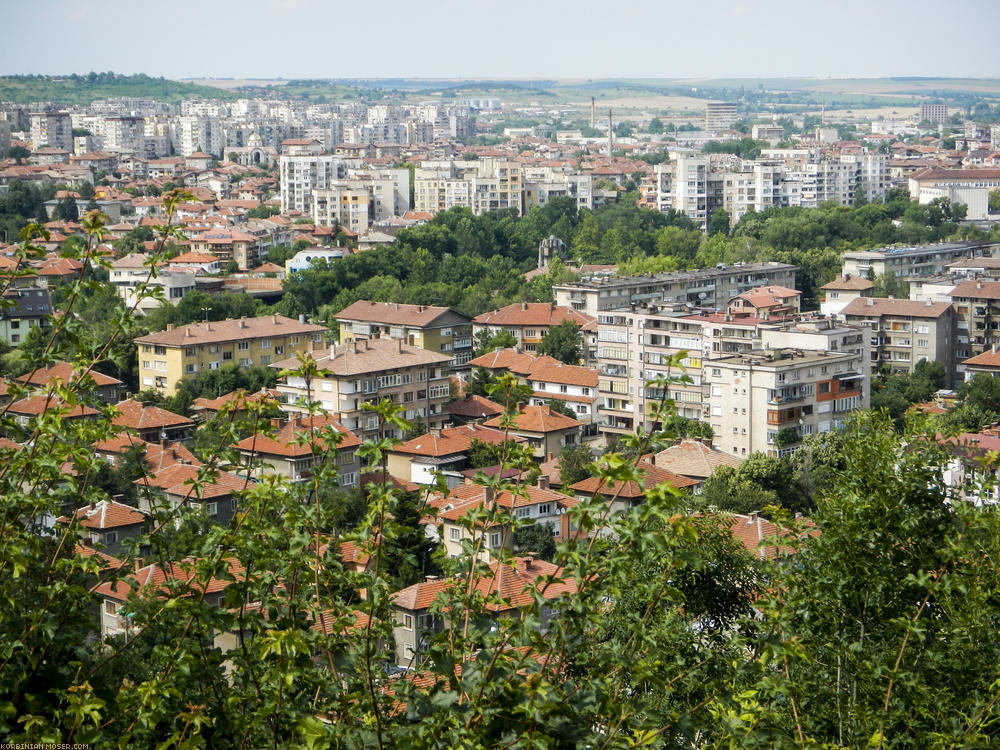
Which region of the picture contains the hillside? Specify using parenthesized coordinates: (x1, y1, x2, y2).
(0, 73, 237, 105)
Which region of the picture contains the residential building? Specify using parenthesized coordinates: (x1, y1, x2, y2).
(134, 315, 327, 396)
(443, 393, 504, 425)
(482, 404, 582, 459)
(94, 558, 244, 640)
(569, 461, 699, 514)
(650, 439, 743, 483)
(389, 555, 575, 667)
(29, 110, 73, 150)
(840, 241, 999, 280)
(186, 228, 261, 270)
(554, 262, 798, 316)
(16, 361, 122, 403)
(273, 338, 453, 440)
(235, 414, 361, 487)
(919, 102, 948, 125)
(472, 303, 594, 357)
(840, 297, 956, 384)
(335, 301, 474, 371)
(110, 254, 197, 314)
(136, 463, 247, 525)
(705, 102, 739, 133)
(703, 348, 869, 458)
(58, 500, 147, 558)
(728, 285, 801, 318)
(908, 169, 1000, 220)
(819, 274, 875, 316)
(945, 280, 1000, 377)
(279, 153, 348, 214)
(0, 287, 52, 346)
(387, 423, 522, 487)
(113, 399, 195, 443)
(962, 348, 1000, 381)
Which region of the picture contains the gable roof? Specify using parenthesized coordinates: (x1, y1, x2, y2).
(113, 400, 193, 431)
(273, 337, 451, 377)
(444, 393, 504, 419)
(840, 297, 953, 319)
(483, 404, 581, 433)
(136, 463, 248, 499)
(135, 315, 325, 347)
(60, 499, 146, 529)
(235, 414, 360, 458)
(820, 274, 874, 291)
(393, 423, 521, 458)
(651, 439, 743, 479)
(390, 556, 576, 613)
(947, 280, 1000, 301)
(569, 460, 699, 498)
(95, 557, 245, 601)
(473, 303, 595, 328)
(429, 483, 576, 524)
(335, 300, 464, 327)
(16, 361, 122, 389)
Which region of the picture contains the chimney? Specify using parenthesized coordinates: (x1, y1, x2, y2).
(747, 510, 759, 524)
(523, 556, 534, 568)
(484, 486, 495, 505)
(299, 314, 306, 324)
(397, 338, 403, 353)
(166, 324, 174, 331)
(537, 475, 550, 490)
(273, 313, 279, 323)
(522, 302, 528, 311)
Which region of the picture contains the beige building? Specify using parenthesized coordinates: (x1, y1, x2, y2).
(840, 297, 955, 385)
(273, 338, 453, 441)
(335, 301, 474, 370)
(135, 315, 327, 396)
(472, 303, 594, 357)
(819, 274, 874, 316)
(235, 414, 361, 487)
(704, 348, 868, 458)
(482, 404, 582, 460)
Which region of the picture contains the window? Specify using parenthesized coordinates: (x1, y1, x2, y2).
(341, 472, 357, 486)
(185, 347, 196, 356)
(538, 503, 552, 515)
(104, 530, 118, 544)
(238, 341, 249, 351)
(223, 351, 233, 361)
(209, 345, 219, 354)
(104, 600, 117, 615)
(515, 508, 530, 518)
(559, 385, 568, 393)
(449, 527, 461, 541)
(206, 501, 218, 516)
(260, 338, 271, 349)
(260, 355, 271, 366)
(402, 614, 413, 630)
(239, 358, 252, 366)
(489, 532, 502, 547)
(275, 346, 284, 356)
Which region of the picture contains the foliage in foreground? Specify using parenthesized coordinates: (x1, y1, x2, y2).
(1, 213, 999, 747)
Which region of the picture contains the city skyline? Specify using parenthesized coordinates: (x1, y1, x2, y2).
(3, 0, 999, 80)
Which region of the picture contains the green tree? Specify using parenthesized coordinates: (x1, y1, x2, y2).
(512, 523, 557, 561)
(647, 117, 664, 134)
(557, 443, 593, 486)
(544, 397, 576, 418)
(536, 320, 582, 365)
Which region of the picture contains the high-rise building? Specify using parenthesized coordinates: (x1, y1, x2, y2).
(919, 102, 948, 125)
(29, 110, 72, 150)
(705, 102, 739, 133)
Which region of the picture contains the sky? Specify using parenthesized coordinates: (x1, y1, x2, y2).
(3, 0, 999, 80)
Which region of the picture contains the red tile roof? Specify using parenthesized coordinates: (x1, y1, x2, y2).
(393, 423, 521, 458)
(113, 400, 193, 430)
(335, 300, 459, 327)
(947, 280, 1000, 301)
(483, 404, 581, 433)
(95, 557, 245, 601)
(235, 414, 360, 458)
(840, 297, 953, 319)
(444, 393, 504, 419)
(569, 460, 699, 498)
(429, 483, 575, 524)
(60, 499, 146, 529)
(473, 303, 595, 328)
(16, 361, 122, 388)
(136, 463, 248, 499)
(136, 315, 325, 347)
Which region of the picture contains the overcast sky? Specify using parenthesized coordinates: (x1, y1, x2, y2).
(3, 0, 998, 80)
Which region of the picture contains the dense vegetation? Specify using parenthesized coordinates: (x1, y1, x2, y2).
(0, 73, 236, 105)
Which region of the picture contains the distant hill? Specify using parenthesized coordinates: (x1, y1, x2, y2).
(0, 73, 237, 105)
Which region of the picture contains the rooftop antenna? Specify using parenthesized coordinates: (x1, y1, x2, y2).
(590, 97, 596, 129)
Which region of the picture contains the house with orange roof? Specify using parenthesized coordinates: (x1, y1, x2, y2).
(190, 387, 281, 422)
(16, 361, 122, 403)
(135, 462, 248, 524)
(168, 251, 221, 274)
(819, 274, 875, 316)
(482, 404, 582, 459)
(113, 399, 194, 443)
(387, 423, 523, 487)
(335, 300, 474, 370)
(472, 302, 595, 357)
(443, 393, 504, 425)
(58, 499, 147, 557)
(728, 285, 801, 319)
(426, 481, 578, 561)
(7, 396, 101, 427)
(568, 460, 699, 515)
(389, 555, 577, 667)
(94, 431, 199, 472)
(235, 413, 361, 486)
(185, 227, 261, 270)
(94, 557, 245, 639)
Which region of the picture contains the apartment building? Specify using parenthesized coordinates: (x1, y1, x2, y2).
(413, 160, 524, 216)
(185, 228, 262, 270)
(472, 303, 595, 357)
(705, 102, 739, 133)
(235, 414, 361, 487)
(273, 338, 453, 440)
(908, 168, 1000, 220)
(722, 162, 783, 223)
(135, 315, 327, 396)
(554, 262, 798, 316)
(649, 156, 719, 230)
(945, 280, 1000, 378)
(279, 153, 348, 214)
(840, 297, 955, 384)
(703, 348, 868, 458)
(312, 184, 371, 234)
(0, 287, 52, 346)
(29, 110, 72, 150)
(841, 241, 999, 280)
(110, 254, 196, 314)
(919, 103, 948, 125)
(335, 300, 474, 370)
(819, 274, 875, 316)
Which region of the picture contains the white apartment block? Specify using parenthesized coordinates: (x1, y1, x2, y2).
(312, 185, 371, 234)
(173, 115, 224, 157)
(279, 153, 348, 214)
(29, 110, 72, 150)
(704, 348, 868, 458)
(841, 241, 999, 280)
